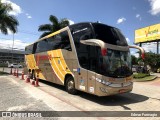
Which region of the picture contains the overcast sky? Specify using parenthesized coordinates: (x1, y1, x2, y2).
(0, 0, 160, 56)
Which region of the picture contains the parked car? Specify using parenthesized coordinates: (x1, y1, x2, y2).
(8, 63, 23, 68)
(132, 65, 138, 72)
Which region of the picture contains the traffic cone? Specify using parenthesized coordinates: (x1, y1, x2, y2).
(25, 72, 30, 83)
(21, 70, 24, 80)
(12, 69, 14, 76)
(31, 80, 35, 85)
(10, 68, 12, 75)
(16, 69, 19, 78)
(14, 69, 16, 76)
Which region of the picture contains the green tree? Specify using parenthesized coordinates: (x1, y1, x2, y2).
(0, 1, 19, 34)
(38, 15, 69, 38)
(131, 55, 138, 65)
(138, 52, 160, 71)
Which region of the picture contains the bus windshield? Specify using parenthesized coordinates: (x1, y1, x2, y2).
(99, 49, 132, 78)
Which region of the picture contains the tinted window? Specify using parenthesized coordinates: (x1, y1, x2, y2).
(70, 23, 97, 70)
(70, 23, 94, 47)
(60, 31, 72, 50)
(92, 23, 128, 46)
(77, 44, 89, 69)
(25, 44, 33, 54)
(36, 40, 48, 53)
(35, 31, 71, 53)
(76, 44, 99, 72)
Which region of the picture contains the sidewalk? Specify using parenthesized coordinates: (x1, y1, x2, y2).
(151, 73, 160, 78)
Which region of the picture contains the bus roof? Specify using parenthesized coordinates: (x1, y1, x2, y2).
(69, 22, 115, 29)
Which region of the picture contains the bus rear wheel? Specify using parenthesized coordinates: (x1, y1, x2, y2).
(66, 77, 77, 95)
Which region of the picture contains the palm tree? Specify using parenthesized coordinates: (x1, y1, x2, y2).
(38, 15, 70, 38)
(0, 1, 19, 34)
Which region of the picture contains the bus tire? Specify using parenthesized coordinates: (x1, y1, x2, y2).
(30, 70, 34, 79)
(66, 77, 77, 95)
(33, 70, 36, 80)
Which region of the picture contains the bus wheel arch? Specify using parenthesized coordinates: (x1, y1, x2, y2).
(28, 69, 31, 73)
(64, 74, 77, 95)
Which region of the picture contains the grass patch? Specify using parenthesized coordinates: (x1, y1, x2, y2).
(133, 73, 157, 82)
(0, 64, 8, 67)
(134, 75, 157, 82)
(0, 71, 9, 75)
(133, 73, 150, 79)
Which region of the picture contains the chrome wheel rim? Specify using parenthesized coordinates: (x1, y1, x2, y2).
(68, 80, 74, 90)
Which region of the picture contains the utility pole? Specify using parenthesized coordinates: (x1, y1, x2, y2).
(157, 41, 159, 54)
(139, 43, 142, 58)
(11, 33, 14, 63)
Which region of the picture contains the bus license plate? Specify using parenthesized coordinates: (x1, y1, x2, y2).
(119, 89, 126, 93)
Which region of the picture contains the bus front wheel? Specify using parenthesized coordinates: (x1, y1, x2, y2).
(66, 77, 77, 95)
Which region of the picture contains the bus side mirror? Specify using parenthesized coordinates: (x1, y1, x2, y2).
(80, 39, 103, 47)
(129, 45, 145, 59)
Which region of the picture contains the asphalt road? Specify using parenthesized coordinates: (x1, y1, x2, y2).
(0, 76, 59, 120)
(0, 67, 23, 74)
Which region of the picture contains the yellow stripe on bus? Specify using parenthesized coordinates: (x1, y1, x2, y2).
(52, 50, 65, 80)
(58, 50, 74, 76)
(55, 50, 67, 73)
(48, 49, 74, 84)
(46, 30, 60, 38)
(27, 54, 36, 69)
(48, 50, 64, 83)
(25, 55, 29, 69)
(26, 54, 46, 80)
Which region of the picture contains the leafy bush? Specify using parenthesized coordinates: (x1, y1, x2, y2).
(133, 73, 150, 79)
(0, 71, 9, 75)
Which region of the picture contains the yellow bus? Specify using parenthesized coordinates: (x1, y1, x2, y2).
(25, 22, 144, 96)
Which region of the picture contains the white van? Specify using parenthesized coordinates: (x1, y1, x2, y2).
(8, 63, 23, 68)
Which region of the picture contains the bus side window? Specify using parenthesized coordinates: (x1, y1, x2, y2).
(25, 44, 33, 55)
(53, 35, 62, 49)
(46, 36, 60, 50)
(35, 40, 48, 53)
(32, 43, 37, 54)
(60, 31, 72, 51)
(43, 35, 62, 51)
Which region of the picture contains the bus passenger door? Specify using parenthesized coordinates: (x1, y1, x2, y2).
(76, 45, 97, 94)
(87, 45, 97, 95)
(77, 54, 88, 92)
(76, 43, 89, 92)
